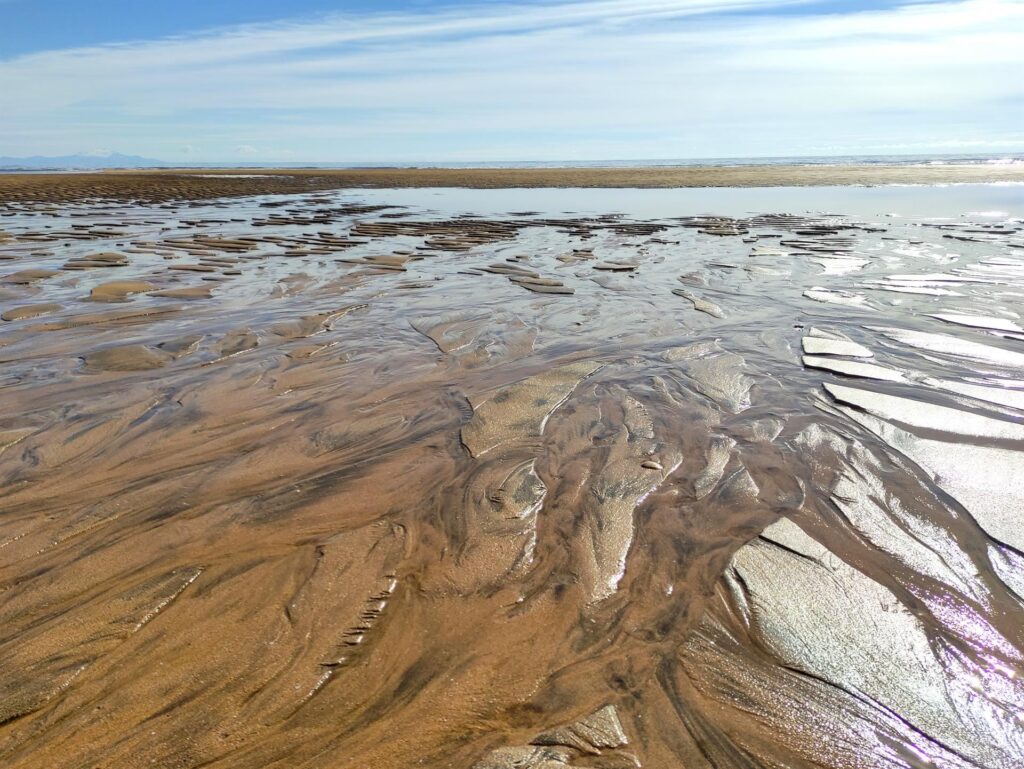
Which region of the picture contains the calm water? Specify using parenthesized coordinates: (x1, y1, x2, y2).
(347, 182, 1024, 220)
(2, 152, 1022, 171)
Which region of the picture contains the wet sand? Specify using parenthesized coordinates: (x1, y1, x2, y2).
(1, 162, 1024, 202)
(1, 179, 1023, 769)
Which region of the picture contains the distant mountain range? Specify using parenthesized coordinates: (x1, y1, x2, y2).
(0, 153, 168, 170)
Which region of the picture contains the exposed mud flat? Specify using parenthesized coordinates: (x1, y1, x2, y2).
(1, 183, 1023, 769)
(2, 163, 1024, 204)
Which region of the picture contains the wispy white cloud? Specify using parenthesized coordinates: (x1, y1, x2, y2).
(1, 0, 1022, 160)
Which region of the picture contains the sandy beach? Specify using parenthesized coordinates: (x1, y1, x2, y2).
(1, 176, 1023, 768)
(7, 0, 1024, 760)
(1, 162, 1023, 202)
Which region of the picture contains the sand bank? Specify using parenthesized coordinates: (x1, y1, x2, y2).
(1, 162, 1023, 202)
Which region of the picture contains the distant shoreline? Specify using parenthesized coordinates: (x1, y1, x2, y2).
(3, 151, 1022, 173)
(2, 164, 1024, 202)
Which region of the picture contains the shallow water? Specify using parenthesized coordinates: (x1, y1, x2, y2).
(0, 186, 1022, 769)
(349, 182, 1024, 219)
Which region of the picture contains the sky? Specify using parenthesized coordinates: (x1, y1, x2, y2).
(1, 0, 1022, 162)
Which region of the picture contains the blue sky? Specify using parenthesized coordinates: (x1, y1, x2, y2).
(1, 0, 1022, 161)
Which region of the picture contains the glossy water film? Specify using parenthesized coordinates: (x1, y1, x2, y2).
(1, 186, 1022, 768)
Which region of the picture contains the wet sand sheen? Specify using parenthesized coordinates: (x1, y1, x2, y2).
(0, 180, 1023, 769)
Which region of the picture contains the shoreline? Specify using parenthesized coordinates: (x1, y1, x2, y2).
(1, 163, 1024, 202)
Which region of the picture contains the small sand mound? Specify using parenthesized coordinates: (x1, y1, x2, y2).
(83, 344, 171, 371)
(1, 302, 63, 321)
(90, 281, 157, 302)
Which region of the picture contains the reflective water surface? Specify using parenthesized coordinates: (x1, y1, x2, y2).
(1, 185, 1022, 768)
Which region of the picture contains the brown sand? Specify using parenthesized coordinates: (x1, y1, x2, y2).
(0, 181, 1022, 769)
(0, 162, 1023, 202)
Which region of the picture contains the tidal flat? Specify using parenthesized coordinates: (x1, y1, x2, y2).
(1, 176, 1023, 769)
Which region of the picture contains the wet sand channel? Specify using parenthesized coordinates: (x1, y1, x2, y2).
(1, 180, 1023, 768)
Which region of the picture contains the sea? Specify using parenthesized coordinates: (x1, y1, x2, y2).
(1, 152, 1022, 172)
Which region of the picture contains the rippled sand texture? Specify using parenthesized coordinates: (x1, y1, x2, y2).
(1, 189, 1023, 769)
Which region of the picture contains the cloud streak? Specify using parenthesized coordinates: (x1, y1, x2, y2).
(2, 0, 1022, 160)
